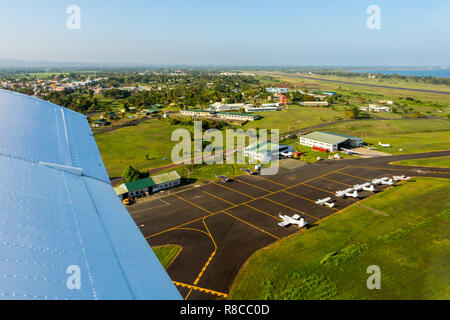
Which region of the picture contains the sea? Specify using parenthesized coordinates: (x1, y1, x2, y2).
(351, 68, 450, 78)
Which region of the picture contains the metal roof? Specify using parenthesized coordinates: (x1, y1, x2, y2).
(245, 141, 286, 153)
(114, 184, 129, 196)
(0, 90, 181, 300)
(152, 171, 181, 185)
(301, 131, 360, 145)
(124, 177, 156, 192)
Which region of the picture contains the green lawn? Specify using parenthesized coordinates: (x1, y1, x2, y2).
(242, 106, 350, 133)
(262, 72, 450, 107)
(391, 156, 450, 168)
(95, 119, 192, 177)
(229, 177, 450, 300)
(95, 117, 281, 179)
(318, 119, 450, 154)
(152, 245, 182, 268)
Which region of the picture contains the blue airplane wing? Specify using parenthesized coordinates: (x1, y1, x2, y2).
(0, 90, 181, 300)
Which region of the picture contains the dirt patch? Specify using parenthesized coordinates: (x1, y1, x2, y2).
(353, 147, 392, 158)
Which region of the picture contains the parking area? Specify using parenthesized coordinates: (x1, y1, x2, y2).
(127, 151, 450, 300)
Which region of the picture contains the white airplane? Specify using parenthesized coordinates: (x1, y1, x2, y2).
(340, 148, 360, 155)
(280, 151, 293, 158)
(372, 177, 394, 185)
(378, 141, 391, 147)
(278, 213, 308, 227)
(315, 197, 335, 208)
(353, 182, 375, 192)
(336, 188, 358, 198)
(393, 175, 410, 181)
(240, 167, 255, 175)
(215, 174, 230, 183)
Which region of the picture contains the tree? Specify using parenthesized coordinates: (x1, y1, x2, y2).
(122, 101, 130, 113)
(122, 166, 146, 182)
(351, 106, 361, 119)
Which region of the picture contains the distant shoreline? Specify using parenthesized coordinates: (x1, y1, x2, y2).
(349, 68, 450, 78)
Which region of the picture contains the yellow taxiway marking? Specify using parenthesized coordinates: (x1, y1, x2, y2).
(214, 182, 256, 199)
(244, 204, 282, 221)
(234, 178, 273, 193)
(173, 194, 214, 214)
(319, 177, 353, 187)
(263, 197, 319, 221)
(256, 175, 289, 188)
(174, 227, 211, 237)
(184, 288, 193, 300)
(336, 171, 371, 181)
(223, 211, 280, 240)
(282, 190, 338, 211)
(145, 212, 216, 239)
(202, 190, 236, 206)
(173, 281, 228, 298)
(301, 182, 335, 195)
(193, 218, 217, 286)
(146, 166, 349, 239)
(245, 204, 302, 230)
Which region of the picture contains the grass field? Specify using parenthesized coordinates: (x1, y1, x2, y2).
(391, 156, 450, 168)
(152, 245, 182, 268)
(229, 177, 450, 300)
(261, 72, 450, 107)
(95, 119, 193, 177)
(242, 106, 350, 133)
(95, 117, 286, 179)
(290, 72, 450, 93)
(318, 119, 450, 154)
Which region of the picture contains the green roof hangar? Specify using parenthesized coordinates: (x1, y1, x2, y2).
(114, 171, 181, 200)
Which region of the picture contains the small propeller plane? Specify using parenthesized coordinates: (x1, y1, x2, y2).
(278, 213, 308, 228)
(378, 141, 391, 147)
(280, 151, 294, 158)
(315, 197, 335, 208)
(336, 188, 358, 198)
(393, 175, 410, 181)
(371, 177, 393, 185)
(215, 174, 230, 183)
(353, 182, 375, 192)
(240, 168, 255, 175)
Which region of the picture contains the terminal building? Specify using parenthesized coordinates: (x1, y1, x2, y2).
(180, 109, 259, 121)
(360, 104, 391, 112)
(299, 131, 363, 152)
(299, 101, 329, 107)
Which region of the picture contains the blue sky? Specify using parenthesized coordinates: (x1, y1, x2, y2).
(1, 0, 449, 66)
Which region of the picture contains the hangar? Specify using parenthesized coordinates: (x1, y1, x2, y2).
(299, 131, 363, 152)
(244, 141, 293, 162)
(115, 171, 181, 200)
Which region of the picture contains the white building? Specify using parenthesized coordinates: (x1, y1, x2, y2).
(244, 104, 279, 113)
(180, 110, 259, 122)
(210, 102, 254, 112)
(265, 87, 289, 93)
(299, 101, 329, 107)
(299, 131, 363, 152)
(360, 104, 391, 112)
(215, 112, 259, 122)
(244, 141, 293, 163)
(180, 109, 212, 118)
